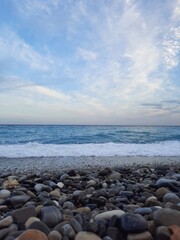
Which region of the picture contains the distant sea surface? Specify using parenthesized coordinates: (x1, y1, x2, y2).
(0, 125, 180, 157)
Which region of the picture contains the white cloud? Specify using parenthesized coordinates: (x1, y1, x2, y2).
(0, 26, 52, 72)
(77, 48, 97, 61)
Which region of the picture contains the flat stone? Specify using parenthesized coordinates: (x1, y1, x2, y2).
(153, 208, 180, 226)
(50, 189, 61, 198)
(75, 231, 102, 240)
(0, 216, 13, 228)
(120, 213, 148, 233)
(76, 207, 91, 214)
(127, 231, 152, 240)
(135, 208, 152, 216)
(94, 210, 125, 221)
(13, 206, 36, 224)
(48, 230, 62, 240)
(163, 192, 180, 204)
(16, 229, 48, 240)
(10, 194, 31, 206)
(0, 189, 11, 199)
(28, 221, 51, 236)
(41, 206, 62, 228)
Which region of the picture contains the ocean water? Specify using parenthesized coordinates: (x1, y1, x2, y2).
(0, 125, 180, 157)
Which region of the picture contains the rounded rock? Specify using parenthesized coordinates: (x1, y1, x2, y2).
(0, 189, 11, 199)
(41, 206, 62, 228)
(127, 231, 152, 240)
(48, 230, 62, 240)
(120, 213, 148, 233)
(163, 192, 180, 204)
(25, 217, 40, 229)
(16, 229, 48, 240)
(154, 208, 180, 226)
(0, 216, 13, 228)
(75, 231, 102, 240)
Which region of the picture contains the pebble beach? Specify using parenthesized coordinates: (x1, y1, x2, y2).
(0, 157, 180, 240)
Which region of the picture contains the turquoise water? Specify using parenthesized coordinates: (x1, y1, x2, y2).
(0, 125, 180, 157)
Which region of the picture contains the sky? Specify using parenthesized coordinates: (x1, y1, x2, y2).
(0, 0, 180, 125)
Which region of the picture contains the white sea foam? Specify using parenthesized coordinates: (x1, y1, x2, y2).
(0, 141, 180, 158)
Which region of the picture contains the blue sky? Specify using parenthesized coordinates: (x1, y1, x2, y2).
(0, 0, 180, 125)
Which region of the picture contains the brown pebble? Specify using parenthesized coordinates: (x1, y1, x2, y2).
(16, 229, 48, 240)
(127, 231, 153, 240)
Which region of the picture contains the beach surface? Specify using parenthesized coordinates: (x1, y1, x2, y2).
(0, 156, 180, 174)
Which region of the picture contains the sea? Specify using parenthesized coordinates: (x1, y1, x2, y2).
(0, 125, 180, 158)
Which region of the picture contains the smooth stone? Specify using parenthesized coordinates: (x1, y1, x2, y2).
(10, 194, 31, 206)
(63, 201, 75, 210)
(50, 189, 61, 198)
(75, 231, 102, 240)
(103, 237, 113, 240)
(8, 223, 18, 233)
(59, 223, 76, 238)
(94, 210, 125, 221)
(135, 208, 152, 215)
(145, 196, 158, 206)
(119, 191, 133, 198)
(156, 226, 171, 240)
(34, 184, 52, 192)
(108, 171, 121, 180)
(155, 187, 169, 199)
(41, 206, 62, 228)
(120, 213, 148, 232)
(70, 218, 82, 233)
(154, 208, 180, 226)
(57, 182, 64, 189)
(25, 216, 40, 229)
(48, 230, 62, 240)
(127, 231, 152, 240)
(0, 189, 11, 199)
(26, 190, 36, 198)
(163, 192, 180, 204)
(28, 221, 51, 236)
(0, 216, 13, 228)
(16, 229, 48, 240)
(60, 174, 69, 182)
(156, 178, 179, 191)
(76, 207, 91, 214)
(13, 206, 36, 224)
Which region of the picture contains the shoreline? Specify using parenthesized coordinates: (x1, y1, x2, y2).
(0, 156, 180, 174)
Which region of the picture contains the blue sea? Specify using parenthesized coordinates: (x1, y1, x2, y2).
(0, 125, 180, 157)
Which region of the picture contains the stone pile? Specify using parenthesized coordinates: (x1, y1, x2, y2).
(0, 164, 180, 240)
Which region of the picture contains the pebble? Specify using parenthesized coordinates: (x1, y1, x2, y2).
(153, 208, 180, 226)
(127, 231, 152, 240)
(41, 206, 62, 228)
(13, 206, 36, 224)
(94, 210, 125, 221)
(163, 192, 180, 204)
(0, 216, 13, 228)
(16, 229, 48, 240)
(0, 165, 179, 240)
(0, 189, 11, 199)
(75, 231, 102, 240)
(25, 216, 41, 229)
(120, 213, 148, 232)
(48, 230, 62, 240)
